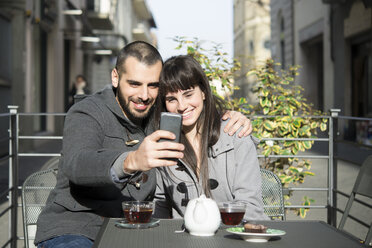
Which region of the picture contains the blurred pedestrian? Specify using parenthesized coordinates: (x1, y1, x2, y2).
(68, 74, 90, 108)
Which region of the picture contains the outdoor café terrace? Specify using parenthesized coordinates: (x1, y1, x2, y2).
(0, 107, 371, 247)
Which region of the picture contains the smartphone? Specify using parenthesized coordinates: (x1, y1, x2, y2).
(159, 112, 182, 143)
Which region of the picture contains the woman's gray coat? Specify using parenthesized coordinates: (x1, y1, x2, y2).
(155, 120, 268, 220)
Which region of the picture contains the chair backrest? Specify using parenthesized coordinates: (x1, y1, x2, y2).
(260, 168, 286, 220)
(40, 156, 60, 171)
(338, 155, 372, 246)
(22, 169, 58, 248)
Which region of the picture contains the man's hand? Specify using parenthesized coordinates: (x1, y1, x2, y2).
(123, 130, 184, 173)
(222, 111, 253, 138)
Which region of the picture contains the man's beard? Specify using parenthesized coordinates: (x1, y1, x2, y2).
(117, 85, 154, 125)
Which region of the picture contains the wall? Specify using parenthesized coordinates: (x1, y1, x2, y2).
(45, 0, 64, 133)
(270, 0, 294, 68)
(91, 57, 113, 93)
(271, 0, 338, 113)
(233, 0, 271, 102)
(294, 0, 327, 111)
(233, 0, 248, 98)
(323, 5, 334, 113)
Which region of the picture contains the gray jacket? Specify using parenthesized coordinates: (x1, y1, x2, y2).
(155, 120, 268, 220)
(35, 86, 156, 243)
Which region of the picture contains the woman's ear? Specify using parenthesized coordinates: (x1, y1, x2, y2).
(202, 91, 205, 100)
(111, 68, 119, 88)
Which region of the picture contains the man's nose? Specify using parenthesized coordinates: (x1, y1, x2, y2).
(138, 86, 149, 101)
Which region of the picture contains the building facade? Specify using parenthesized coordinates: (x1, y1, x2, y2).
(270, 0, 372, 158)
(271, 0, 330, 111)
(233, 0, 271, 103)
(0, 0, 157, 153)
(271, 0, 372, 115)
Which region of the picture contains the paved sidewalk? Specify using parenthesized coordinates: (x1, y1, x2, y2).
(284, 155, 372, 242)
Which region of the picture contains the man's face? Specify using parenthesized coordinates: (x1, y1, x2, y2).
(112, 57, 162, 124)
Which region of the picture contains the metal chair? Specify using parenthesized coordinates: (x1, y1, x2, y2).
(338, 155, 372, 246)
(22, 169, 58, 248)
(39, 156, 60, 171)
(260, 168, 286, 220)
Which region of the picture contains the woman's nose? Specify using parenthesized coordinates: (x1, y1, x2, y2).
(177, 100, 187, 112)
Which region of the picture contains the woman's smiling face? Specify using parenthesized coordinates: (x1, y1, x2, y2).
(165, 86, 205, 130)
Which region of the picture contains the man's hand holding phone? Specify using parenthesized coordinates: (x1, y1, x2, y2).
(123, 113, 183, 173)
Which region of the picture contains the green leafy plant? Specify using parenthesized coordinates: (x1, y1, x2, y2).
(172, 36, 245, 111)
(246, 60, 328, 217)
(173, 37, 328, 218)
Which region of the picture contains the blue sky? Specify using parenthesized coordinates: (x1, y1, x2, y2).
(147, 0, 233, 60)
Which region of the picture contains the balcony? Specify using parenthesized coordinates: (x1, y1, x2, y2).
(132, 23, 149, 41)
(85, 0, 115, 30)
(131, 0, 156, 42)
(132, 0, 152, 19)
(85, 32, 128, 53)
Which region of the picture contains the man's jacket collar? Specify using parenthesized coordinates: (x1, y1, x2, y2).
(101, 85, 138, 130)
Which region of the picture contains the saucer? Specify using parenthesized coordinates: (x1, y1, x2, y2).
(226, 227, 286, 243)
(115, 218, 160, 229)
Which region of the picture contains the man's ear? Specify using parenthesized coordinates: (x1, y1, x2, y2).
(111, 68, 119, 88)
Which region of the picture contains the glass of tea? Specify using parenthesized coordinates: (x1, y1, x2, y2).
(218, 202, 246, 226)
(122, 201, 154, 224)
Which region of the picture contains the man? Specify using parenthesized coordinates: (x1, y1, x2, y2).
(35, 41, 252, 248)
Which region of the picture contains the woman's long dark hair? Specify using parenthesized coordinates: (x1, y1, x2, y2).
(155, 55, 226, 197)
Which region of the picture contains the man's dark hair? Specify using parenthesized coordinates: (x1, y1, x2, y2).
(115, 41, 163, 75)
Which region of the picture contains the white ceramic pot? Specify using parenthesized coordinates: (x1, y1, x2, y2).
(184, 194, 221, 236)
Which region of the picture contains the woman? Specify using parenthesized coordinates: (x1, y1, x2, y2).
(154, 55, 267, 220)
